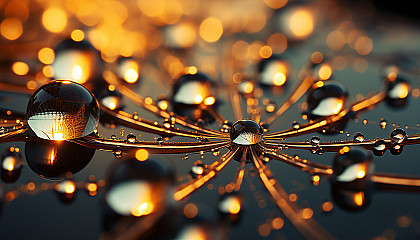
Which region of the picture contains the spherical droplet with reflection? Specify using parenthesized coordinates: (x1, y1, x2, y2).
(257, 55, 289, 87)
(52, 38, 102, 84)
(390, 128, 406, 144)
(373, 139, 386, 156)
(229, 120, 264, 145)
(385, 77, 410, 108)
(26, 80, 100, 140)
(331, 183, 371, 212)
(25, 139, 95, 180)
(353, 132, 364, 143)
(54, 178, 77, 203)
(305, 81, 348, 120)
(104, 157, 175, 218)
(1, 147, 23, 183)
(332, 147, 373, 190)
(171, 73, 217, 123)
(99, 88, 124, 111)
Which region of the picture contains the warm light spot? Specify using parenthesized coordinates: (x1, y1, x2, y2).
(158, 100, 169, 110)
(42, 8, 67, 33)
(131, 202, 154, 217)
(301, 208, 313, 219)
(354, 192, 364, 206)
(311, 52, 323, 64)
(5, 1, 29, 22)
(26, 80, 38, 90)
(12, 61, 29, 75)
(72, 65, 83, 82)
(164, 22, 196, 48)
(267, 33, 287, 54)
(1, 18, 23, 40)
(260, 45, 273, 59)
(357, 170, 366, 179)
(135, 149, 149, 161)
(108, 101, 117, 110)
(288, 9, 314, 39)
(322, 201, 333, 212)
(318, 64, 332, 80)
(273, 72, 286, 86)
(27, 182, 36, 191)
(353, 58, 368, 73)
(145, 97, 153, 105)
(229, 198, 241, 214)
(264, 0, 288, 9)
(326, 31, 346, 51)
(289, 193, 298, 202)
(313, 175, 320, 182)
(71, 29, 85, 42)
(5, 192, 16, 201)
(42, 65, 54, 78)
(87, 183, 98, 192)
(266, 105, 275, 113)
(186, 66, 198, 75)
(137, 0, 165, 17)
(204, 96, 216, 106)
(271, 217, 284, 229)
(258, 224, 271, 237)
(38, 48, 55, 65)
(412, 88, 420, 98)
(49, 149, 55, 165)
(199, 17, 223, 43)
(7, 163, 14, 171)
(53, 132, 64, 141)
(399, 88, 409, 99)
(354, 36, 373, 55)
(124, 69, 139, 83)
(340, 146, 350, 154)
(332, 100, 343, 114)
(397, 215, 412, 228)
(65, 182, 76, 194)
(108, 85, 115, 91)
(315, 81, 324, 88)
(184, 203, 198, 218)
(194, 94, 203, 104)
(244, 82, 254, 94)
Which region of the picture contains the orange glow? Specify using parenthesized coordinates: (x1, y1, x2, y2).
(131, 202, 154, 217)
(1, 18, 23, 40)
(52, 132, 64, 141)
(145, 97, 153, 105)
(288, 9, 314, 39)
(204, 96, 216, 106)
(42, 65, 54, 78)
(354, 36, 373, 55)
(339, 146, 350, 154)
(65, 182, 76, 194)
(264, 0, 288, 9)
(27, 182, 36, 191)
(229, 198, 241, 214)
(108, 101, 117, 110)
(7, 163, 14, 171)
(194, 94, 203, 104)
(357, 170, 366, 179)
(38, 48, 55, 64)
(267, 33, 287, 54)
(318, 64, 332, 80)
(273, 73, 286, 86)
(322, 201, 333, 212)
(184, 203, 198, 218)
(42, 8, 67, 33)
(354, 192, 364, 206)
(186, 66, 198, 75)
(135, 149, 149, 161)
(332, 100, 344, 114)
(289, 193, 298, 202)
(72, 65, 83, 82)
(243, 82, 254, 94)
(71, 29, 85, 42)
(49, 149, 55, 165)
(87, 183, 98, 192)
(316, 81, 324, 88)
(301, 208, 313, 219)
(12, 62, 29, 75)
(311, 52, 323, 64)
(260, 45, 273, 59)
(271, 217, 284, 229)
(199, 17, 223, 43)
(158, 100, 169, 110)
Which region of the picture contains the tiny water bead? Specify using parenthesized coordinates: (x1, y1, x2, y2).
(373, 139, 386, 156)
(229, 120, 264, 145)
(1, 147, 23, 183)
(304, 81, 348, 120)
(379, 118, 387, 129)
(26, 80, 100, 140)
(310, 136, 320, 146)
(126, 133, 137, 143)
(54, 179, 77, 203)
(353, 132, 364, 142)
(385, 77, 411, 108)
(390, 128, 406, 144)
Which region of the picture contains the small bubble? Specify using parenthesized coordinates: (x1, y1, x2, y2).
(379, 118, 387, 129)
(353, 132, 364, 142)
(111, 135, 117, 140)
(212, 149, 220, 156)
(113, 147, 122, 158)
(292, 121, 300, 129)
(310, 136, 320, 146)
(126, 133, 136, 143)
(390, 128, 406, 144)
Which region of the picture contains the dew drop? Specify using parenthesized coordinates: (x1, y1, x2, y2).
(163, 119, 172, 129)
(113, 147, 123, 159)
(362, 119, 368, 125)
(191, 163, 205, 178)
(258, 56, 289, 87)
(310, 136, 320, 146)
(133, 112, 139, 120)
(353, 132, 364, 142)
(390, 128, 406, 144)
(212, 149, 220, 156)
(126, 133, 137, 143)
(305, 81, 347, 119)
(373, 140, 386, 156)
(111, 135, 117, 140)
(379, 118, 387, 129)
(230, 120, 264, 145)
(292, 121, 300, 129)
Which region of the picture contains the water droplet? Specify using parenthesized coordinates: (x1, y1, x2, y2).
(1, 147, 23, 183)
(111, 135, 117, 140)
(156, 137, 164, 144)
(212, 149, 220, 156)
(292, 121, 300, 129)
(310, 136, 320, 146)
(373, 140, 386, 156)
(163, 119, 172, 129)
(362, 119, 368, 125)
(113, 147, 123, 159)
(310, 175, 320, 186)
(385, 77, 410, 108)
(390, 128, 406, 144)
(26, 80, 100, 140)
(390, 144, 403, 155)
(182, 154, 189, 160)
(379, 118, 387, 129)
(198, 137, 209, 143)
(265, 101, 277, 113)
(230, 120, 264, 145)
(353, 132, 364, 142)
(305, 81, 347, 120)
(217, 191, 243, 219)
(191, 163, 205, 178)
(126, 133, 137, 143)
(333, 147, 372, 184)
(133, 112, 139, 120)
(54, 179, 77, 203)
(100, 88, 123, 111)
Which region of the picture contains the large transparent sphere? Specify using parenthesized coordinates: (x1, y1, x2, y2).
(27, 80, 100, 140)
